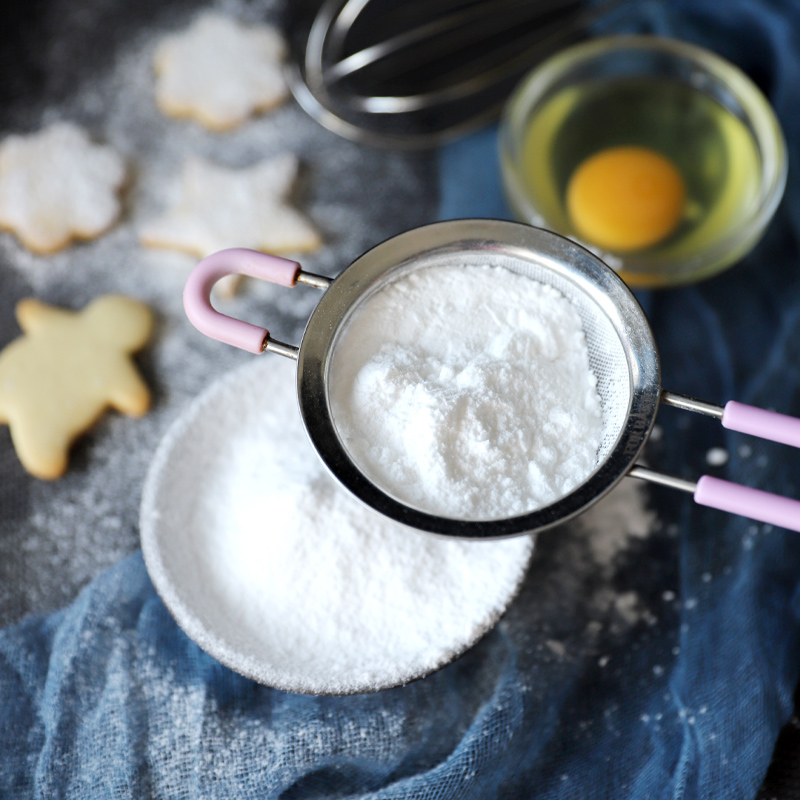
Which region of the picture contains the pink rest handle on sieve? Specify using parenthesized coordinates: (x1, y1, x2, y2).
(183, 248, 301, 354)
(722, 401, 800, 449)
(700, 401, 800, 530)
(694, 476, 800, 532)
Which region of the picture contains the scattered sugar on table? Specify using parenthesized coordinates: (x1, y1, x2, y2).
(706, 446, 729, 467)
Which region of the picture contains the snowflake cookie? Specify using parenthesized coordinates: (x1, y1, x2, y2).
(0, 122, 126, 254)
(0, 295, 154, 479)
(139, 153, 321, 272)
(153, 12, 289, 131)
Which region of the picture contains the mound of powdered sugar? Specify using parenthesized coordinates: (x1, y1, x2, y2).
(329, 262, 605, 520)
(140, 356, 533, 694)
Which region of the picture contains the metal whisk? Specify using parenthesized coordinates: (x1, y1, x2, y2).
(285, 0, 627, 148)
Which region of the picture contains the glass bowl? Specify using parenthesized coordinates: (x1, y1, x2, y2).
(499, 35, 787, 287)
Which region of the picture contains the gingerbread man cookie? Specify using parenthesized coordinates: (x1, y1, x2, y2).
(153, 12, 289, 131)
(0, 122, 126, 254)
(0, 295, 154, 479)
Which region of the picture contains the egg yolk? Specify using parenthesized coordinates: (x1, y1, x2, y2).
(566, 146, 686, 252)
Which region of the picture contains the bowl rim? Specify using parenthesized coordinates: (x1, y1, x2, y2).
(499, 34, 788, 286)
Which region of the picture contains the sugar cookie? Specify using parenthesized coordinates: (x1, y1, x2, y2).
(153, 12, 289, 131)
(0, 122, 126, 254)
(0, 296, 154, 480)
(139, 153, 321, 294)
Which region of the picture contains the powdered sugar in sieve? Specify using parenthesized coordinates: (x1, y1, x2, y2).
(328, 260, 607, 520)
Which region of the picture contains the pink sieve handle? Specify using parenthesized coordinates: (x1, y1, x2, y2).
(183, 248, 301, 354)
(695, 475, 800, 532)
(722, 401, 800, 449)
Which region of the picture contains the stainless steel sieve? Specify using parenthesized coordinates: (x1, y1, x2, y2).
(184, 220, 800, 537)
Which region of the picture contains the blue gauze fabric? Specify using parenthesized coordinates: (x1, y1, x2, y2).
(4, 1, 800, 797)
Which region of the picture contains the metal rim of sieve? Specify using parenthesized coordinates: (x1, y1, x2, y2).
(296, 219, 660, 539)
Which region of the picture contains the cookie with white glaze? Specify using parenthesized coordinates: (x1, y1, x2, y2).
(153, 12, 289, 131)
(139, 153, 321, 293)
(0, 122, 126, 254)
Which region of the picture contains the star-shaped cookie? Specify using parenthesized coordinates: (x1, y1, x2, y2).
(153, 12, 289, 131)
(139, 154, 321, 288)
(0, 122, 126, 254)
(0, 295, 154, 480)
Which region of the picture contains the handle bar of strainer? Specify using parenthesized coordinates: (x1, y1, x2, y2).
(184, 248, 800, 534)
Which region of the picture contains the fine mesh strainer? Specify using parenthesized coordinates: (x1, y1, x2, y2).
(183, 220, 800, 537)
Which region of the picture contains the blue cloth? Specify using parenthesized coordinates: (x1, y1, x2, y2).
(4, 1, 800, 797)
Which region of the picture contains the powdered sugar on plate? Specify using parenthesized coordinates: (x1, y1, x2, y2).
(140, 356, 533, 694)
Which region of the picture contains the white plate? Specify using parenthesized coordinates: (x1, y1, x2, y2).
(140, 357, 533, 694)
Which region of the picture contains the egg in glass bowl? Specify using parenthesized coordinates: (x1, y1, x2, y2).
(499, 36, 787, 287)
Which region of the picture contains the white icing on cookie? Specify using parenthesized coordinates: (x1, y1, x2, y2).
(153, 12, 289, 131)
(0, 122, 126, 254)
(139, 153, 320, 294)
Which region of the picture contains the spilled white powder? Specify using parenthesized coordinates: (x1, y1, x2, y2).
(330, 263, 604, 520)
(578, 476, 656, 571)
(140, 357, 533, 695)
(706, 446, 729, 466)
